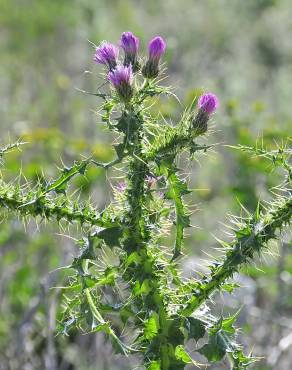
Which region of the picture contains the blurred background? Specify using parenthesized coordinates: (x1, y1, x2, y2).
(0, 0, 292, 369)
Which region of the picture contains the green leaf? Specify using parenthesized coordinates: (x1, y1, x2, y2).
(96, 226, 123, 247)
(222, 311, 240, 334)
(148, 361, 161, 370)
(114, 142, 126, 159)
(96, 268, 117, 286)
(174, 345, 193, 364)
(116, 112, 140, 134)
(144, 312, 160, 340)
(82, 275, 97, 289)
(125, 251, 142, 267)
(221, 283, 240, 293)
(167, 317, 185, 346)
(185, 317, 206, 341)
(198, 332, 228, 362)
(43, 159, 90, 195)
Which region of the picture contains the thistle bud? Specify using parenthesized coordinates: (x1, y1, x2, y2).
(142, 36, 166, 79)
(108, 65, 133, 102)
(93, 41, 119, 71)
(192, 93, 219, 135)
(120, 31, 140, 72)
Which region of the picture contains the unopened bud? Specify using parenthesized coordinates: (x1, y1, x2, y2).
(120, 31, 140, 72)
(192, 93, 219, 135)
(142, 36, 166, 79)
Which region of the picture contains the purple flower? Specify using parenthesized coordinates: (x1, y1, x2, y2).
(120, 31, 140, 72)
(108, 65, 133, 101)
(116, 181, 126, 192)
(142, 36, 166, 79)
(120, 31, 139, 56)
(193, 93, 219, 135)
(148, 36, 166, 61)
(198, 93, 219, 115)
(93, 41, 119, 70)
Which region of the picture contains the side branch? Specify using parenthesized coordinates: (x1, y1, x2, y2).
(0, 181, 102, 226)
(181, 194, 292, 316)
(144, 122, 213, 162)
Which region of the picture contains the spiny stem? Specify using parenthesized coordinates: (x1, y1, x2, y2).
(181, 196, 292, 316)
(0, 182, 103, 226)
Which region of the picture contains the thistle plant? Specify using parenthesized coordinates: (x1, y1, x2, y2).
(0, 31, 291, 370)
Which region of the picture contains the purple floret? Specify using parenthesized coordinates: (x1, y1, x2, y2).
(198, 93, 219, 115)
(116, 181, 126, 192)
(93, 41, 119, 70)
(108, 65, 133, 101)
(120, 31, 139, 55)
(108, 64, 133, 88)
(148, 36, 166, 61)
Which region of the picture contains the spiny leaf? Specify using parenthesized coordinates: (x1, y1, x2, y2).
(198, 331, 228, 362)
(43, 158, 91, 195)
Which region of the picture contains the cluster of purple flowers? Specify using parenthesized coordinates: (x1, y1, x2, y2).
(93, 31, 219, 121)
(93, 31, 167, 101)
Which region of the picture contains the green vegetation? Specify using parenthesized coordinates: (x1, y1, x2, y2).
(0, 1, 291, 369)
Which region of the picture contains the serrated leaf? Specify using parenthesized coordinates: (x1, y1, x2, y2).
(43, 159, 90, 195)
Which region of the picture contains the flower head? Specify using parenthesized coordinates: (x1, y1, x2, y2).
(142, 36, 166, 79)
(120, 31, 140, 72)
(93, 41, 119, 70)
(108, 64, 133, 101)
(120, 31, 139, 56)
(192, 93, 219, 135)
(148, 36, 166, 61)
(198, 93, 219, 115)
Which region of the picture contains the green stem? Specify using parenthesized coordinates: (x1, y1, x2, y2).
(181, 196, 292, 316)
(0, 182, 103, 226)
